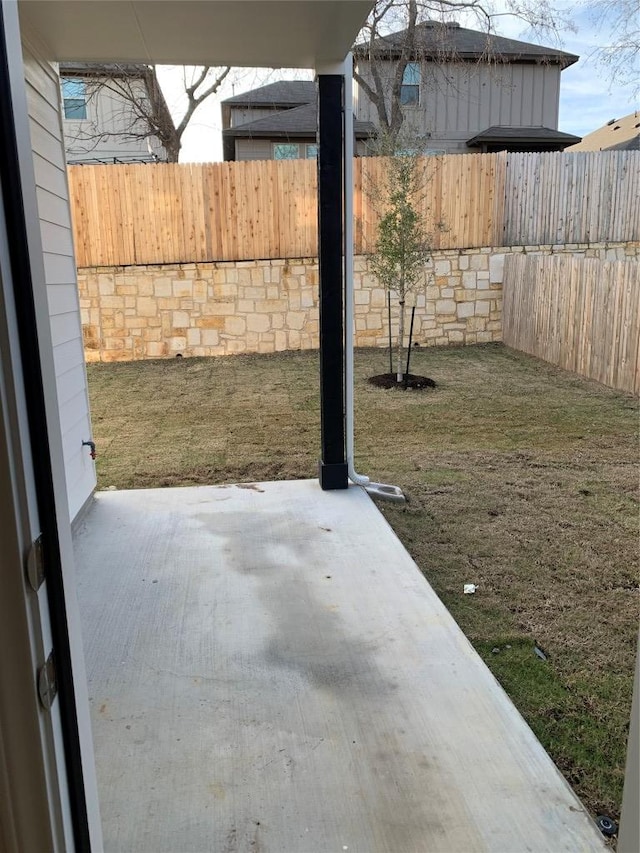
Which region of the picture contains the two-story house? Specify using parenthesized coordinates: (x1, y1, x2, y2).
(222, 23, 580, 160)
(60, 63, 172, 164)
(221, 80, 376, 161)
(353, 20, 581, 153)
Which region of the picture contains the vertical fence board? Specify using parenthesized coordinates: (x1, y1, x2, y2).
(503, 254, 640, 394)
(68, 151, 638, 267)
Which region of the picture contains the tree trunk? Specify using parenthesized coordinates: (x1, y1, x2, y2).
(396, 299, 405, 382)
(164, 140, 181, 162)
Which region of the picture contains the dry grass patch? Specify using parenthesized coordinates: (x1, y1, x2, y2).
(87, 343, 639, 821)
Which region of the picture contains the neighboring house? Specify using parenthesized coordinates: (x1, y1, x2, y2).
(567, 112, 640, 152)
(59, 62, 172, 164)
(221, 80, 376, 160)
(353, 20, 581, 153)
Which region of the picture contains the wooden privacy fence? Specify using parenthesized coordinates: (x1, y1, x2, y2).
(502, 254, 640, 394)
(503, 151, 639, 246)
(68, 150, 639, 268)
(68, 154, 507, 266)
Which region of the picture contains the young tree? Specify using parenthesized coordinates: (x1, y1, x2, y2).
(64, 64, 231, 162)
(368, 141, 432, 382)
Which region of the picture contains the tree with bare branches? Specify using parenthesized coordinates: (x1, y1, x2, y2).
(62, 63, 231, 162)
(586, 0, 640, 97)
(353, 0, 574, 149)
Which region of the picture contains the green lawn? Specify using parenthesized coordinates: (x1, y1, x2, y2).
(87, 343, 639, 821)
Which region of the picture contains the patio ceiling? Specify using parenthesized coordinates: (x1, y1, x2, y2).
(18, 0, 373, 68)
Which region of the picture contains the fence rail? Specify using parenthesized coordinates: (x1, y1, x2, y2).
(68, 150, 639, 268)
(503, 254, 640, 394)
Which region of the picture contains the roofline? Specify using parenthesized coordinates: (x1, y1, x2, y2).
(466, 130, 582, 146)
(220, 98, 312, 108)
(353, 47, 579, 69)
(59, 61, 151, 77)
(221, 81, 316, 107)
(223, 127, 376, 140)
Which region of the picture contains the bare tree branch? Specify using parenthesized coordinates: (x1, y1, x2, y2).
(585, 0, 640, 96)
(353, 0, 577, 151)
(63, 64, 231, 162)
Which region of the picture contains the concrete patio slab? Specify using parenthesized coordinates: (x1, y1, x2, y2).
(73, 480, 605, 853)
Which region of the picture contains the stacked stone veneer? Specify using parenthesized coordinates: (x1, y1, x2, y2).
(78, 242, 638, 362)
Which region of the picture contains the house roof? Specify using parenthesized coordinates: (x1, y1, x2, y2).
(466, 125, 582, 148)
(355, 20, 579, 68)
(59, 61, 151, 77)
(222, 80, 316, 107)
(566, 112, 640, 152)
(223, 101, 376, 139)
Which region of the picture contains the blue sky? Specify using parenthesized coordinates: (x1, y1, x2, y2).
(161, 2, 638, 161)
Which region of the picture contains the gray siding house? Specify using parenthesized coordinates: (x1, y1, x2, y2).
(59, 63, 171, 164)
(354, 21, 581, 153)
(221, 81, 376, 160)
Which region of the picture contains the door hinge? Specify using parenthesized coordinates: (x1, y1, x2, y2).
(25, 535, 45, 591)
(38, 650, 58, 711)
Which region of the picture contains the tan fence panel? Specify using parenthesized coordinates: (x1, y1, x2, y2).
(69, 150, 638, 268)
(503, 151, 640, 246)
(354, 152, 505, 253)
(69, 154, 502, 266)
(503, 254, 640, 394)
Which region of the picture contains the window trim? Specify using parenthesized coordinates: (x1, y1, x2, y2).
(400, 62, 420, 107)
(61, 77, 88, 121)
(272, 142, 300, 160)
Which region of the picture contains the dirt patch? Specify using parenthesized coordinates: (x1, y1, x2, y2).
(368, 373, 437, 390)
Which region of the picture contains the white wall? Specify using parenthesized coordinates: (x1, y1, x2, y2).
(62, 75, 166, 163)
(22, 40, 97, 521)
(0, 7, 102, 848)
(355, 60, 562, 152)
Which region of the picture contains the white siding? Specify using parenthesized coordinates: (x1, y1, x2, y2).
(235, 138, 276, 160)
(355, 59, 562, 152)
(235, 138, 328, 160)
(62, 76, 166, 163)
(230, 106, 282, 127)
(22, 41, 96, 521)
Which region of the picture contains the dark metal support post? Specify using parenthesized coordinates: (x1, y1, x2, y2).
(317, 73, 347, 490)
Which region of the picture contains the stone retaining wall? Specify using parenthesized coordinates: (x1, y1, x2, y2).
(78, 242, 638, 362)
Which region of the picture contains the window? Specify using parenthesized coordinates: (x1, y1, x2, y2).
(273, 143, 300, 160)
(305, 144, 318, 159)
(62, 78, 87, 120)
(400, 63, 420, 106)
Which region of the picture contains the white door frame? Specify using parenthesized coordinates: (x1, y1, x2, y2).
(0, 2, 101, 849)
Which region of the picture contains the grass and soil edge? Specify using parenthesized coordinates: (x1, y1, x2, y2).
(86, 343, 639, 823)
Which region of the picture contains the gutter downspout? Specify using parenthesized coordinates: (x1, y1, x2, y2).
(344, 53, 405, 505)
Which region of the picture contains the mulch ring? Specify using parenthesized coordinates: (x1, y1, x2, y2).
(368, 373, 437, 390)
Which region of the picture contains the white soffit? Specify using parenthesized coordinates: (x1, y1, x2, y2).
(17, 0, 373, 68)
